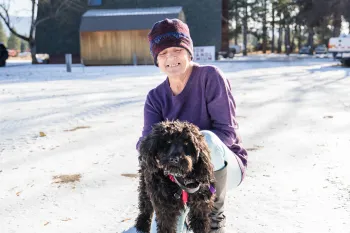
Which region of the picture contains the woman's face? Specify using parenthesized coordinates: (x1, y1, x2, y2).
(157, 47, 192, 77)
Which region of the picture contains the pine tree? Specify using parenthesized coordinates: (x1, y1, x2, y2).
(0, 22, 7, 46)
(7, 32, 21, 50)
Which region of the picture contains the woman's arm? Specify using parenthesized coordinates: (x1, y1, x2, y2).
(205, 67, 248, 167)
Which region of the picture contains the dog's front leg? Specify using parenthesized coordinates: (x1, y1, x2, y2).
(135, 172, 153, 233)
(188, 201, 212, 233)
(153, 206, 179, 233)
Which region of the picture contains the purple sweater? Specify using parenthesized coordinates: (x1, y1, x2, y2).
(137, 64, 248, 176)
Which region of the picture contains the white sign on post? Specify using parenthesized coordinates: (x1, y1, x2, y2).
(193, 46, 215, 62)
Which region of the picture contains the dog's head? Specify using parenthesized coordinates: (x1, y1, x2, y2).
(139, 120, 214, 185)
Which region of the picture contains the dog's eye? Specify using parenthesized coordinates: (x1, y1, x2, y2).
(183, 141, 189, 146)
(167, 140, 172, 144)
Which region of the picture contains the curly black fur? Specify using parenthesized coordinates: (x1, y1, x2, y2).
(135, 120, 215, 233)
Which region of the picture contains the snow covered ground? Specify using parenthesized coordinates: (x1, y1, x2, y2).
(1, 58, 349, 233)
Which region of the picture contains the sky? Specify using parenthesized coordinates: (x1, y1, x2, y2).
(5, 0, 32, 16)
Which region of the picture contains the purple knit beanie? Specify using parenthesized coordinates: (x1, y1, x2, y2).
(148, 18, 194, 66)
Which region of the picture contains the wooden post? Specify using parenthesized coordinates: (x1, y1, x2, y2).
(65, 54, 72, 72)
(133, 53, 137, 66)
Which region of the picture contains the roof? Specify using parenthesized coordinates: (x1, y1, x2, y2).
(80, 7, 184, 32)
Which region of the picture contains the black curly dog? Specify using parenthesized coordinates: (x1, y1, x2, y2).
(135, 120, 216, 233)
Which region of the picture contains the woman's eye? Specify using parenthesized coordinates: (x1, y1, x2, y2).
(176, 49, 182, 52)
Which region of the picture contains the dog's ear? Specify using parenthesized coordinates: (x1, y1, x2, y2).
(139, 127, 162, 173)
(193, 140, 214, 184)
(187, 128, 214, 184)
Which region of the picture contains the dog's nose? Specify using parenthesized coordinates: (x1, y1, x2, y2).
(169, 157, 179, 164)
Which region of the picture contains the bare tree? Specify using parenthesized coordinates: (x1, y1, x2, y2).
(277, 10, 283, 53)
(241, 0, 260, 56)
(344, 0, 350, 32)
(296, 0, 335, 48)
(0, 0, 83, 64)
(243, 0, 248, 56)
(271, 1, 276, 53)
(222, 0, 230, 52)
(331, 0, 343, 37)
(262, 0, 267, 53)
(233, 0, 240, 45)
(297, 25, 302, 50)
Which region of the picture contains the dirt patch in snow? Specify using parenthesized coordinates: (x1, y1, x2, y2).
(64, 126, 91, 132)
(52, 174, 82, 184)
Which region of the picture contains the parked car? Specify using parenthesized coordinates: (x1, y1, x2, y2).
(299, 45, 313, 55)
(0, 43, 9, 67)
(314, 44, 328, 54)
(217, 45, 238, 59)
(229, 44, 242, 54)
(36, 53, 50, 64)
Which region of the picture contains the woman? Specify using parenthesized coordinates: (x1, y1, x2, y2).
(136, 18, 248, 233)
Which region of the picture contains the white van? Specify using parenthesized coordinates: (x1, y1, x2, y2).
(328, 34, 350, 66)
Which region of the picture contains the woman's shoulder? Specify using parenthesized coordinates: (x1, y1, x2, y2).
(194, 63, 225, 83)
(194, 63, 220, 74)
(146, 80, 168, 102)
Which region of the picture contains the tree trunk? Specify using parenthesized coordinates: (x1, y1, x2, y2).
(262, 0, 267, 53)
(277, 11, 283, 54)
(332, 13, 341, 37)
(271, 3, 275, 53)
(277, 26, 283, 53)
(298, 25, 302, 51)
(30, 40, 39, 64)
(320, 26, 326, 45)
(221, 0, 229, 52)
(307, 27, 314, 49)
(243, 0, 248, 56)
(234, 0, 239, 45)
(290, 24, 297, 52)
(285, 24, 290, 55)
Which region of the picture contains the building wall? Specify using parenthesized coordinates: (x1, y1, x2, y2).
(80, 29, 153, 65)
(36, 0, 222, 61)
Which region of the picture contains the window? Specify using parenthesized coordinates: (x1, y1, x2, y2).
(88, 0, 102, 6)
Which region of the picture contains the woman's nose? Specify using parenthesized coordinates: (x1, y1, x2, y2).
(165, 52, 177, 59)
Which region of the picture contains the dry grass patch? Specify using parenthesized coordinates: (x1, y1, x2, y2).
(246, 145, 264, 151)
(121, 173, 139, 178)
(121, 218, 132, 222)
(52, 174, 81, 184)
(64, 126, 91, 132)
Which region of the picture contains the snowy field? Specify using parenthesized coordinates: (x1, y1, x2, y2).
(1, 58, 350, 233)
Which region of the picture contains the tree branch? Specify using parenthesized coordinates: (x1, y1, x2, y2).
(0, 14, 29, 41)
(29, 0, 36, 40)
(0, 4, 10, 24)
